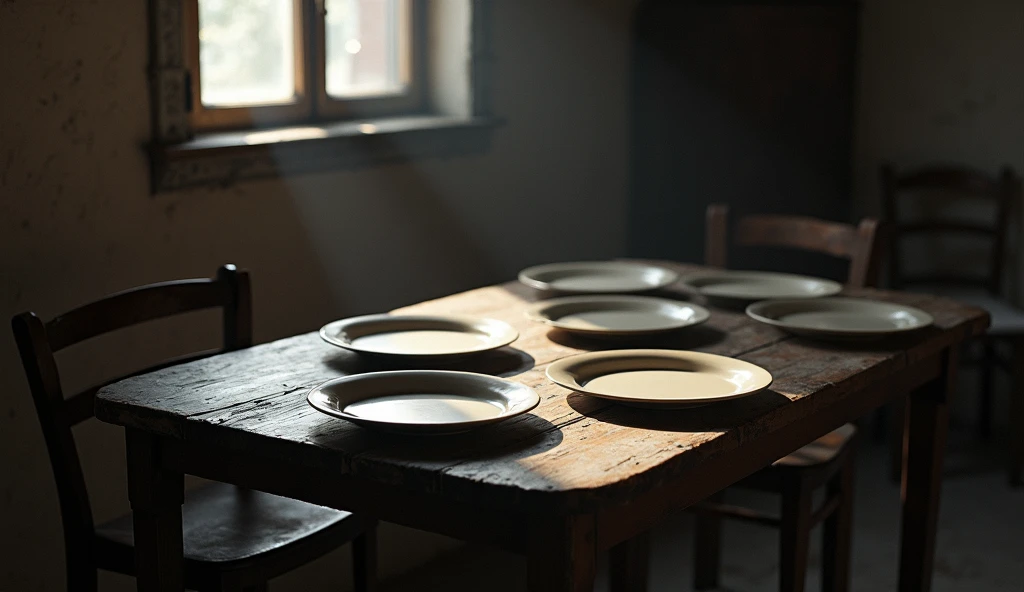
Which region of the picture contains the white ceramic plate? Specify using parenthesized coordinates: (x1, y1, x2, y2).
(320, 314, 518, 359)
(746, 297, 934, 340)
(525, 295, 710, 337)
(518, 261, 679, 294)
(546, 349, 772, 408)
(682, 270, 842, 306)
(307, 370, 540, 435)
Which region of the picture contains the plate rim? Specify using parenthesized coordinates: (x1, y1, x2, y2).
(517, 261, 680, 294)
(745, 296, 935, 335)
(318, 313, 519, 357)
(524, 294, 710, 335)
(680, 270, 843, 300)
(546, 349, 773, 405)
(306, 369, 541, 432)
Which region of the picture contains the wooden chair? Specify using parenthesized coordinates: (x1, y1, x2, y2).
(12, 265, 378, 592)
(704, 204, 885, 287)
(692, 205, 883, 592)
(881, 164, 1024, 486)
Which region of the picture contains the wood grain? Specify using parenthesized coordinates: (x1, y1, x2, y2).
(96, 262, 988, 514)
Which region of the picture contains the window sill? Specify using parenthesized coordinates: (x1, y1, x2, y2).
(149, 115, 501, 194)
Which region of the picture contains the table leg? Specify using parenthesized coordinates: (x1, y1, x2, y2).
(609, 531, 649, 592)
(1010, 337, 1024, 486)
(527, 514, 596, 592)
(126, 429, 184, 592)
(898, 349, 956, 592)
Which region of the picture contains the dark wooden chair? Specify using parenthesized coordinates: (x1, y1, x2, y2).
(704, 204, 885, 287)
(12, 265, 378, 592)
(881, 164, 1023, 486)
(692, 205, 883, 592)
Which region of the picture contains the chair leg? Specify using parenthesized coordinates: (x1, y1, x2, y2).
(609, 531, 650, 592)
(979, 341, 995, 440)
(352, 526, 378, 592)
(821, 453, 856, 592)
(1010, 337, 1024, 486)
(67, 564, 97, 592)
(780, 479, 813, 592)
(693, 491, 723, 591)
(888, 397, 906, 483)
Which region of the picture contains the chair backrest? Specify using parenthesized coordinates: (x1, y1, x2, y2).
(11, 264, 251, 589)
(705, 204, 884, 288)
(880, 164, 1021, 295)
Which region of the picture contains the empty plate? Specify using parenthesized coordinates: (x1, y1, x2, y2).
(307, 370, 540, 435)
(518, 261, 679, 294)
(547, 349, 772, 408)
(746, 297, 934, 340)
(682, 270, 842, 306)
(320, 314, 518, 359)
(525, 295, 710, 337)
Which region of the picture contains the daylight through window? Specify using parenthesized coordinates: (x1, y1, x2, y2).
(186, 0, 418, 130)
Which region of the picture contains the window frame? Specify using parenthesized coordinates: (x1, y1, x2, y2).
(315, 0, 426, 120)
(147, 0, 496, 193)
(184, 0, 313, 130)
(184, 0, 426, 132)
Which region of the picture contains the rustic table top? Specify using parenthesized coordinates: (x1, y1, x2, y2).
(96, 262, 988, 513)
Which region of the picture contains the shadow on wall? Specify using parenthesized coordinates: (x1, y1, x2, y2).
(286, 158, 499, 316)
(628, 0, 859, 277)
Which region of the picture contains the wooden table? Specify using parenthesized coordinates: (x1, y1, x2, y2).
(96, 262, 988, 592)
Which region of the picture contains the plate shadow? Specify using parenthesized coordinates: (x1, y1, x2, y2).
(566, 389, 792, 433)
(545, 325, 727, 352)
(322, 346, 535, 378)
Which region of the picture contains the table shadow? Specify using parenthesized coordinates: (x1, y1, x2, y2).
(782, 326, 944, 354)
(565, 389, 792, 433)
(310, 410, 563, 465)
(322, 346, 535, 378)
(544, 325, 727, 352)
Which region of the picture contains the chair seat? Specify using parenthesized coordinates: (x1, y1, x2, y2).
(774, 423, 858, 468)
(734, 424, 857, 494)
(95, 482, 368, 571)
(917, 287, 1024, 336)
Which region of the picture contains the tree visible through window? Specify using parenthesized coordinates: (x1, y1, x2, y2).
(185, 0, 419, 130)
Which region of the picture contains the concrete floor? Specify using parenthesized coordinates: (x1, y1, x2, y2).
(382, 428, 1023, 591)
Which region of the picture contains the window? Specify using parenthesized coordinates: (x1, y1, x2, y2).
(148, 0, 494, 192)
(185, 0, 421, 130)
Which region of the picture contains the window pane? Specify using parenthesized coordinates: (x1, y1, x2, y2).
(198, 0, 295, 107)
(325, 0, 407, 98)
